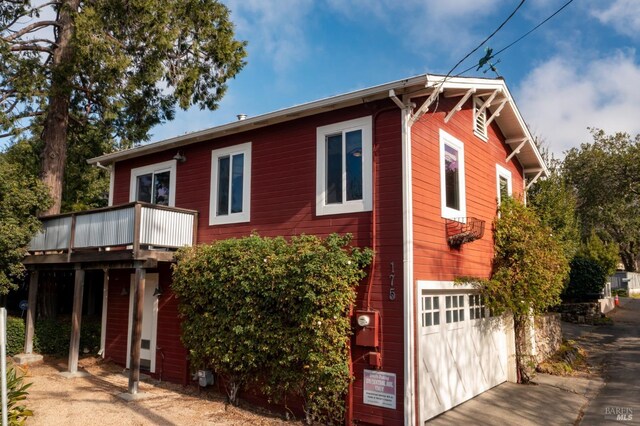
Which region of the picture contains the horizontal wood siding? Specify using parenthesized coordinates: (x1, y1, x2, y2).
(411, 96, 524, 281)
(155, 262, 188, 384)
(111, 101, 405, 424)
(104, 269, 131, 365)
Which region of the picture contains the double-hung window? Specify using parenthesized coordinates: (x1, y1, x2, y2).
(496, 164, 513, 206)
(209, 142, 251, 225)
(439, 130, 466, 220)
(130, 160, 176, 206)
(316, 116, 372, 216)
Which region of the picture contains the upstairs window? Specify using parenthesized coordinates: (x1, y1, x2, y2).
(473, 97, 488, 140)
(496, 164, 513, 206)
(439, 130, 466, 220)
(316, 116, 372, 216)
(130, 160, 176, 206)
(209, 142, 252, 225)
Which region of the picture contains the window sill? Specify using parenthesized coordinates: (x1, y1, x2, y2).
(209, 213, 250, 226)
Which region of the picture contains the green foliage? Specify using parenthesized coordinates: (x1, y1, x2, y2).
(1, 0, 247, 213)
(2, 366, 33, 425)
(564, 129, 640, 271)
(172, 234, 372, 424)
(34, 317, 101, 356)
(0, 157, 51, 294)
(458, 198, 570, 382)
(563, 256, 607, 302)
(6, 317, 25, 357)
(577, 231, 619, 277)
(528, 154, 581, 261)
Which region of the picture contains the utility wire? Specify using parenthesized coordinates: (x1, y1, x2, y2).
(440, 0, 526, 83)
(456, 0, 576, 76)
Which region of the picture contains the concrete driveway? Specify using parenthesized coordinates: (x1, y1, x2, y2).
(430, 298, 640, 425)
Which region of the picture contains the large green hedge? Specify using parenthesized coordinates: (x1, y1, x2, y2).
(6, 316, 25, 356)
(172, 234, 372, 425)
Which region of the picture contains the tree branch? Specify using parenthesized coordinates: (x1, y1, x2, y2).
(4, 21, 61, 42)
(10, 45, 54, 54)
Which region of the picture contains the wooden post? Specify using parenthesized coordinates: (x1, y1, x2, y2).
(128, 266, 145, 394)
(99, 269, 109, 358)
(133, 203, 142, 258)
(68, 267, 85, 374)
(24, 271, 38, 354)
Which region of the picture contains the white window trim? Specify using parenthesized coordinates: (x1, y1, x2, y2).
(439, 129, 467, 220)
(496, 164, 513, 206)
(129, 160, 177, 207)
(209, 142, 252, 225)
(316, 116, 373, 216)
(473, 96, 488, 141)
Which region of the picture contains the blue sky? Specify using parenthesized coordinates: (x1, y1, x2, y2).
(150, 0, 640, 157)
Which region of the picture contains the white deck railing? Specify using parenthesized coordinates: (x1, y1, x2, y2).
(29, 202, 197, 253)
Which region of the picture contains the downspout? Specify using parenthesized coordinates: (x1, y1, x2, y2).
(95, 161, 114, 206)
(390, 90, 416, 426)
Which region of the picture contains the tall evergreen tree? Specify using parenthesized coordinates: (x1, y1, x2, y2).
(1, 0, 247, 214)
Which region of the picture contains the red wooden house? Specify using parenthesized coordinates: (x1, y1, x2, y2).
(22, 74, 546, 425)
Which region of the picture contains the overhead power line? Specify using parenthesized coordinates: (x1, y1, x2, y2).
(457, 0, 577, 76)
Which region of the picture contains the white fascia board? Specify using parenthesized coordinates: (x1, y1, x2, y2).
(88, 75, 433, 166)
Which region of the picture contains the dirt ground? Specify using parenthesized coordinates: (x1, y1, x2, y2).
(20, 356, 294, 425)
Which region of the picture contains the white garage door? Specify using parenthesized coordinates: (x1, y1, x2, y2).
(418, 285, 511, 422)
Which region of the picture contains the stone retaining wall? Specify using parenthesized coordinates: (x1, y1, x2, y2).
(555, 302, 601, 324)
(533, 313, 562, 364)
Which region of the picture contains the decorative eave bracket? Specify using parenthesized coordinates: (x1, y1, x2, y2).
(409, 86, 444, 126)
(476, 89, 501, 117)
(485, 98, 508, 127)
(505, 137, 529, 163)
(444, 88, 476, 123)
(525, 168, 544, 190)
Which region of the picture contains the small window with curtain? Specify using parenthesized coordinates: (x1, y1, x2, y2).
(316, 116, 372, 216)
(210, 142, 252, 225)
(439, 130, 466, 220)
(130, 160, 176, 207)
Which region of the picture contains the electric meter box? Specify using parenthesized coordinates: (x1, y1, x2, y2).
(355, 310, 379, 347)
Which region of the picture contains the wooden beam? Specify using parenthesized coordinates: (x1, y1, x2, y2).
(24, 271, 38, 354)
(128, 266, 145, 394)
(133, 203, 142, 259)
(68, 267, 85, 374)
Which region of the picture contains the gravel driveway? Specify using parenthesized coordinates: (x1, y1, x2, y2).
(21, 357, 291, 425)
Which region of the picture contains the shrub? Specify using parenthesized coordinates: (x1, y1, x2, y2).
(34, 317, 101, 356)
(2, 366, 33, 425)
(172, 233, 372, 424)
(6, 317, 25, 356)
(563, 256, 607, 302)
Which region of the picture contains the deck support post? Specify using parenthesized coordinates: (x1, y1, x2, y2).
(128, 264, 145, 394)
(24, 271, 39, 354)
(68, 267, 85, 374)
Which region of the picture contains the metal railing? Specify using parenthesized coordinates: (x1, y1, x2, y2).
(29, 202, 198, 255)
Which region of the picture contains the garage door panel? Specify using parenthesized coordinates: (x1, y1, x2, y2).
(419, 289, 510, 422)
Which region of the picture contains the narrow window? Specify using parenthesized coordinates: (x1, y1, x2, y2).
(316, 116, 372, 216)
(444, 145, 460, 210)
(326, 134, 343, 204)
(439, 130, 466, 220)
(210, 142, 251, 225)
(496, 164, 513, 207)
